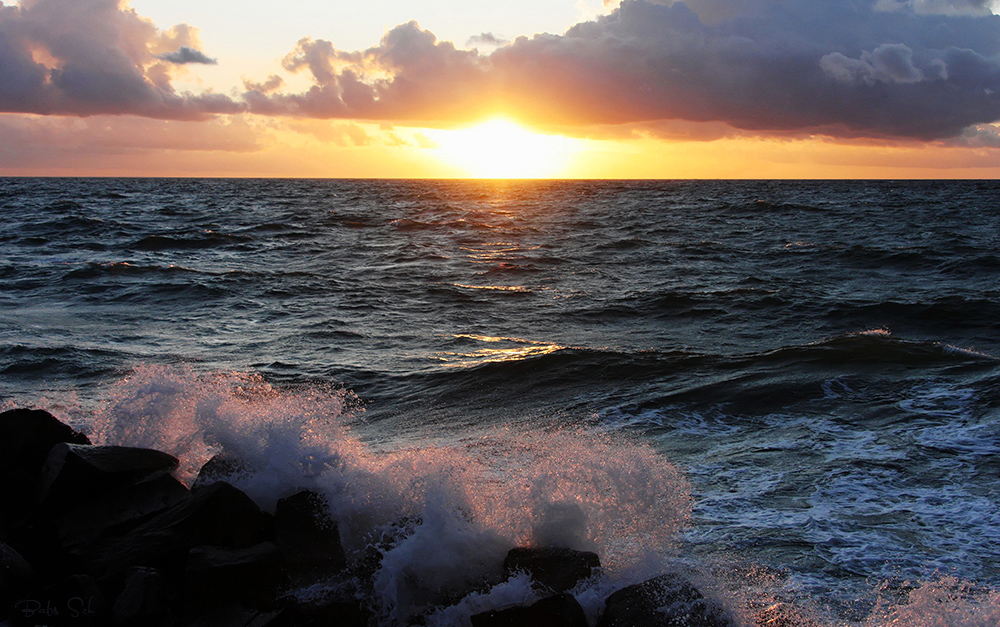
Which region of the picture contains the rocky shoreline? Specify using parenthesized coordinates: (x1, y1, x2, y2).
(0, 408, 809, 627)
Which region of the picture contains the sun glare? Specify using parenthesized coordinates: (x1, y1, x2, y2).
(428, 119, 580, 179)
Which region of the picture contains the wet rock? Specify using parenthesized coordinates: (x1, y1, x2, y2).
(130, 481, 273, 549)
(503, 547, 601, 593)
(191, 454, 250, 492)
(596, 572, 731, 627)
(0, 409, 90, 515)
(54, 474, 191, 548)
(112, 567, 178, 627)
(36, 443, 179, 513)
(85, 482, 273, 580)
(471, 593, 588, 627)
(185, 542, 285, 614)
(274, 490, 346, 582)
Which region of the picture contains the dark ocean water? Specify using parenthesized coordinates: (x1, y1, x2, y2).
(2, 178, 999, 625)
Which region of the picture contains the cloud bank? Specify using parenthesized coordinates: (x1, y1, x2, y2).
(4, 0, 1000, 141)
(244, 0, 1000, 140)
(0, 0, 240, 118)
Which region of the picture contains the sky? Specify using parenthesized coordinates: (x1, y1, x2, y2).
(3, 0, 1000, 177)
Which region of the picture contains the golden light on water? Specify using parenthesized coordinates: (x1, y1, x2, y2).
(428, 119, 582, 179)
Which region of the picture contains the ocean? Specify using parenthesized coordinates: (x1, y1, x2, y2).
(1, 177, 999, 625)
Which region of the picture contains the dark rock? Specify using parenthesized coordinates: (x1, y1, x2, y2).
(112, 567, 179, 627)
(596, 572, 731, 627)
(130, 481, 273, 549)
(0, 541, 37, 608)
(503, 547, 601, 593)
(85, 482, 273, 580)
(471, 593, 588, 627)
(274, 490, 346, 582)
(191, 454, 250, 492)
(0, 409, 91, 477)
(54, 473, 191, 548)
(0, 409, 90, 515)
(36, 443, 179, 513)
(185, 542, 285, 614)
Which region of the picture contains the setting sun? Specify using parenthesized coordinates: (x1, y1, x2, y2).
(427, 119, 582, 179)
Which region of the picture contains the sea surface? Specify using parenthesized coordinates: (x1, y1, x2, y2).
(2, 178, 999, 625)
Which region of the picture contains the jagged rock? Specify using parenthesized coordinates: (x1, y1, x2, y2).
(36, 443, 179, 513)
(112, 567, 178, 627)
(185, 542, 285, 615)
(471, 593, 588, 627)
(54, 473, 191, 548)
(274, 490, 346, 582)
(503, 547, 601, 593)
(0, 409, 90, 514)
(130, 481, 273, 548)
(85, 482, 273, 579)
(596, 572, 731, 627)
(191, 454, 251, 492)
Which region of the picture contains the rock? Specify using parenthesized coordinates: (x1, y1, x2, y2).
(471, 593, 588, 627)
(503, 547, 601, 593)
(54, 473, 191, 548)
(112, 567, 178, 627)
(185, 542, 286, 615)
(0, 541, 37, 608)
(36, 443, 179, 513)
(85, 482, 273, 580)
(130, 481, 273, 549)
(0, 409, 91, 477)
(274, 490, 346, 582)
(0, 409, 90, 515)
(191, 454, 250, 492)
(596, 572, 731, 627)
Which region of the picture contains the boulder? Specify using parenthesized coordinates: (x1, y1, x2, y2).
(85, 482, 273, 580)
(130, 481, 273, 549)
(503, 547, 601, 593)
(191, 454, 250, 492)
(0, 409, 91, 476)
(35, 443, 179, 514)
(0, 409, 90, 515)
(54, 473, 191, 548)
(111, 567, 178, 627)
(596, 572, 731, 627)
(471, 593, 588, 627)
(185, 542, 285, 615)
(274, 490, 346, 582)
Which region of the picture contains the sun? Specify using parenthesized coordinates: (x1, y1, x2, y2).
(427, 119, 581, 179)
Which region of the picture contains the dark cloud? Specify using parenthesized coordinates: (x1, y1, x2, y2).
(0, 0, 240, 118)
(466, 32, 509, 48)
(159, 46, 217, 65)
(246, 0, 1000, 140)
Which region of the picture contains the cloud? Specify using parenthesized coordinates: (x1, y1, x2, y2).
(0, 0, 240, 118)
(466, 32, 509, 48)
(245, 0, 1000, 140)
(159, 46, 217, 65)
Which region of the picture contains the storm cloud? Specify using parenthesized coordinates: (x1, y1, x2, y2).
(245, 0, 1000, 140)
(0, 0, 240, 118)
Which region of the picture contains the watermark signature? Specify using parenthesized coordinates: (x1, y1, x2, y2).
(11, 596, 98, 624)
